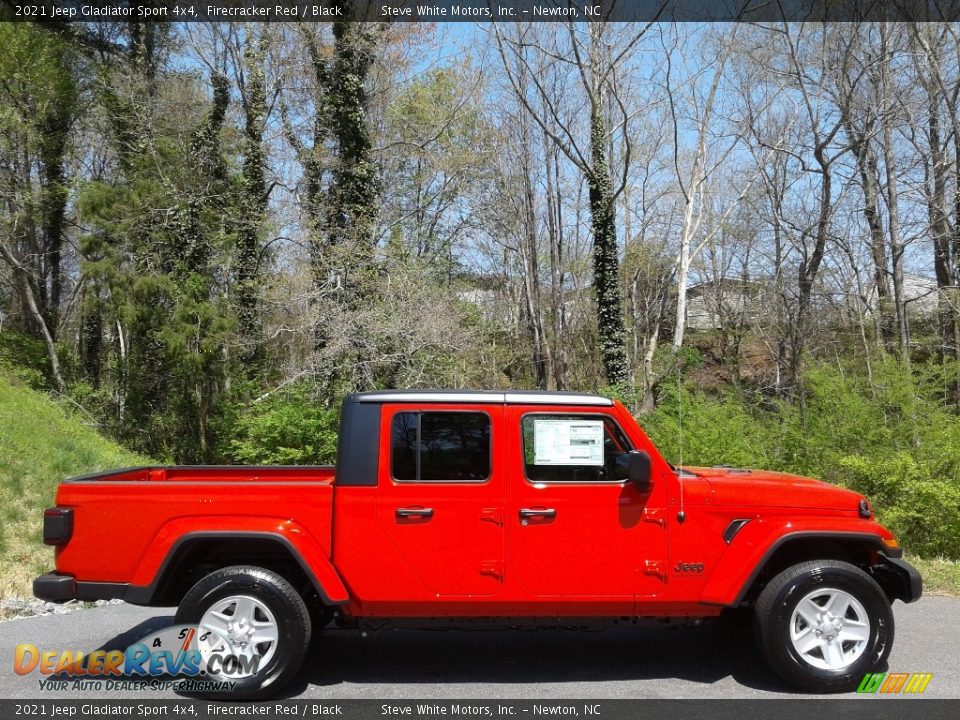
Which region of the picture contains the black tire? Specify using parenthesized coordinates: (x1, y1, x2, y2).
(754, 559, 893, 693)
(174, 565, 311, 700)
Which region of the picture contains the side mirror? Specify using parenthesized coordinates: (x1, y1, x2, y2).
(628, 451, 653, 491)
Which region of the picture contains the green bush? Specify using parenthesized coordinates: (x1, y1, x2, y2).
(640, 357, 960, 559)
(0, 330, 51, 390)
(643, 380, 778, 470)
(222, 384, 340, 466)
(835, 453, 960, 558)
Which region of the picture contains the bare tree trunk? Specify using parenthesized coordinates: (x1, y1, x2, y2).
(0, 233, 66, 392)
(781, 24, 845, 395)
(834, 25, 894, 351)
(517, 62, 550, 389)
(773, 211, 788, 395)
(640, 320, 661, 415)
(759, 159, 791, 396)
(878, 26, 910, 358)
(908, 23, 960, 403)
(842, 116, 894, 349)
(864, 148, 895, 350)
(544, 137, 568, 390)
(669, 33, 729, 354)
(670, 126, 710, 355)
(790, 143, 833, 394)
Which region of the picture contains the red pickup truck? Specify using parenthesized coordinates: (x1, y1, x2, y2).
(34, 391, 920, 697)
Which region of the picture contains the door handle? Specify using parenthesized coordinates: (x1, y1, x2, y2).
(396, 507, 434, 519)
(519, 508, 557, 524)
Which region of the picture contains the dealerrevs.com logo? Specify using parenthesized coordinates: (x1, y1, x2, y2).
(12, 624, 260, 692)
(857, 672, 933, 694)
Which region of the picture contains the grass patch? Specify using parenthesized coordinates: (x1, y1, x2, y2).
(906, 555, 960, 597)
(0, 373, 149, 599)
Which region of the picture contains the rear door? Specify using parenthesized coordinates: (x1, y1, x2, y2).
(508, 406, 668, 599)
(376, 404, 505, 596)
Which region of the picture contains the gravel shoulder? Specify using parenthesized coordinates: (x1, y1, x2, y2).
(0, 597, 124, 622)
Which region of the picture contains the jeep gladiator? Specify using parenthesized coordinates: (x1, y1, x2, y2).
(34, 391, 922, 697)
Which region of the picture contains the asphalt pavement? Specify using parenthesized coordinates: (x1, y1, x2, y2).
(0, 596, 956, 699)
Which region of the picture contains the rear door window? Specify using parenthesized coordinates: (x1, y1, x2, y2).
(391, 411, 491, 482)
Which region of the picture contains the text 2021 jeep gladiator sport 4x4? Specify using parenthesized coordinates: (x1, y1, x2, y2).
(34, 391, 921, 697)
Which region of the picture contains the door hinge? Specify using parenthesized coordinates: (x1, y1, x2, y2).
(643, 560, 666, 580)
(642, 508, 666, 527)
(480, 507, 503, 525)
(480, 561, 504, 581)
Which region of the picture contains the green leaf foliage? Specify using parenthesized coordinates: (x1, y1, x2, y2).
(223, 384, 340, 466)
(643, 357, 960, 558)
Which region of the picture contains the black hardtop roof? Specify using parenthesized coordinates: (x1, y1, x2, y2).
(346, 390, 614, 406)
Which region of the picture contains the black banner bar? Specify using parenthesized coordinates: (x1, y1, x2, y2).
(1, 700, 958, 720)
(2, 0, 960, 23)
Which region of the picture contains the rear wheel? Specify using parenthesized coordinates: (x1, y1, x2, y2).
(175, 565, 311, 700)
(755, 559, 893, 692)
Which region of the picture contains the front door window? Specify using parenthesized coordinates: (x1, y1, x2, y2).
(521, 414, 633, 483)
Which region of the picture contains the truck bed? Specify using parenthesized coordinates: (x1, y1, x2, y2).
(52, 465, 337, 588)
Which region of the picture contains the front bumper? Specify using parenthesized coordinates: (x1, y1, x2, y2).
(881, 556, 923, 603)
(33, 572, 130, 604)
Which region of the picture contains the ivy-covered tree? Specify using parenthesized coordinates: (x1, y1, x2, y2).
(299, 13, 383, 391)
(234, 30, 269, 368)
(77, 26, 238, 461)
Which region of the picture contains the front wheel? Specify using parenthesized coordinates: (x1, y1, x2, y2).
(755, 560, 894, 692)
(175, 565, 311, 700)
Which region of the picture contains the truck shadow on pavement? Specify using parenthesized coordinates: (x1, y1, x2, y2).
(47, 614, 178, 682)
(282, 617, 816, 697)
(96, 613, 878, 696)
(98, 614, 177, 652)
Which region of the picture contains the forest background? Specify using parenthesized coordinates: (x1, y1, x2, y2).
(2, 15, 960, 596)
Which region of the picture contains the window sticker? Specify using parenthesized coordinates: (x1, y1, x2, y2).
(533, 419, 604, 466)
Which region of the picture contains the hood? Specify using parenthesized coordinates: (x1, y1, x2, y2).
(685, 466, 865, 512)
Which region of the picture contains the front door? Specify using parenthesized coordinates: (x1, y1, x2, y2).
(377, 405, 505, 597)
(508, 407, 668, 599)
